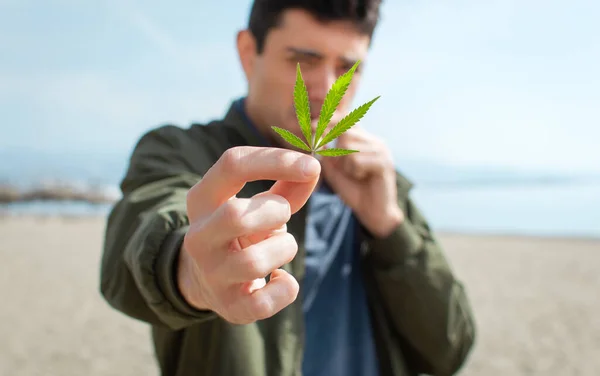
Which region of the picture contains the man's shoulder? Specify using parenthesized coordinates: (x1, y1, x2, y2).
(134, 115, 248, 161)
(125, 117, 246, 181)
(139, 118, 239, 151)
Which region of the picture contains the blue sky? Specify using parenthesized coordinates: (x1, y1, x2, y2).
(1, 0, 599, 174)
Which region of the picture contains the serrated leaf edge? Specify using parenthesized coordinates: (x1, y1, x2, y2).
(315, 148, 359, 156)
(316, 96, 380, 149)
(293, 63, 313, 148)
(314, 61, 360, 147)
(271, 126, 311, 152)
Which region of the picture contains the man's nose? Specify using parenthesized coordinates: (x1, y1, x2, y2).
(305, 67, 337, 115)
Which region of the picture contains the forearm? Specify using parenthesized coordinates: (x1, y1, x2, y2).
(364, 200, 476, 375)
(100, 177, 215, 330)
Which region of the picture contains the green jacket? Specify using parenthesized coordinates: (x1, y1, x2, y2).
(100, 101, 476, 376)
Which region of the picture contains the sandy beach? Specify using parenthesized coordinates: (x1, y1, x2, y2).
(1, 214, 598, 376)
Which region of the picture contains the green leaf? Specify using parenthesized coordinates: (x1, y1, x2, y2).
(293, 63, 313, 148)
(315, 148, 359, 157)
(271, 126, 311, 152)
(314, 61, 360, 147)
(316, 96, 380, 149)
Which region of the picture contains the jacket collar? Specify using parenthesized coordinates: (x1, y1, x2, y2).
(222, 97, 272, 148)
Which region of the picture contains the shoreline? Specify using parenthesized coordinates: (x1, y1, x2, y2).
(0, 183, 118, 205)
(1, 211, 599, 242)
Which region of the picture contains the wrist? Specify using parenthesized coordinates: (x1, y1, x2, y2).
(362, 212, 423, 266)
(362, 205, 404, 239)
(177, 244, 211, 311)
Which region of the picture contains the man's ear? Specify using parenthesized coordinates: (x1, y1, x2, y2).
(236, 29, 257, 80)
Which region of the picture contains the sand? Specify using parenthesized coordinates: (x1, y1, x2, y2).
(1, 214, 599, 376)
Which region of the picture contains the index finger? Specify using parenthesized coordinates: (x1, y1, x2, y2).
(187, 146, 320, 219)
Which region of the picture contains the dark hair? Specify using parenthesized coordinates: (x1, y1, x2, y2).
(248, 0, 382, 53)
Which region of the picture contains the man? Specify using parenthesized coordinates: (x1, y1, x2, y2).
(100, 1, 476, 375)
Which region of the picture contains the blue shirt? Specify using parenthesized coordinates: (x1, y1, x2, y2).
(301, 182, 380, 376)
(234, 98, 379, 376)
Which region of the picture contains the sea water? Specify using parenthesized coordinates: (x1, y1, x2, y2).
(1, 151, 598, 239)
(3, 182, 598, 239)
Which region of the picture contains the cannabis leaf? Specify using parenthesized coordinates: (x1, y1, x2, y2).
(314, 61, 359, 147)
(271, 61, 380, 157)
(316, 148, 359, 157)
(271, 126, 311, 152)
(316, 95, 380, 149)
(293, 63, 313, 148)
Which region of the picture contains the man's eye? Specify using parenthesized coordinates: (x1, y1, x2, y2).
(293, 58, 318, 69)
(343, 64, 360, 73)
(338, 65, 359, 77)
(299, 56, 316, 63)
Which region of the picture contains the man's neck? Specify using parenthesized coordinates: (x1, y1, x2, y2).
(242, 96, 278, 146)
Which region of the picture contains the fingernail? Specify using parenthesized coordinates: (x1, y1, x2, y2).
(302, 157, 321, 176)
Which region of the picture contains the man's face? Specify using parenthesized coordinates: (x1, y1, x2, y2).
(239, 9, 371, 149)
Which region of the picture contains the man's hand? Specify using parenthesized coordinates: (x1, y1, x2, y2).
(178, 146, 321, 325)
(320, 126, 403, 238)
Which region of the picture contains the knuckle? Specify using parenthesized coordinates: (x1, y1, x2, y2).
(243, 250, 268, 277)
(221, 147, 243, 172)
(384, 158, 394, 170)
(221, 200, 246, 229)
(345, 156, 359, 171)
(249, 295, 274, 319)
(271, 195, 292, 222)
(381, 153, 394, 169)
(282, 233, 298, 256)
(280, 274, 300, 302)
(277, 149, 301, 170)
(270, 223, 288, 235)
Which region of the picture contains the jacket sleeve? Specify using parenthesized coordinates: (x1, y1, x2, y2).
(100, 125, 218, 330)
(363, 173, 476, 376)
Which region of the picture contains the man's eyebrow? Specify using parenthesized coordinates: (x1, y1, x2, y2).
(285, 47, 359, 66)
(285, 47, 323, 59)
